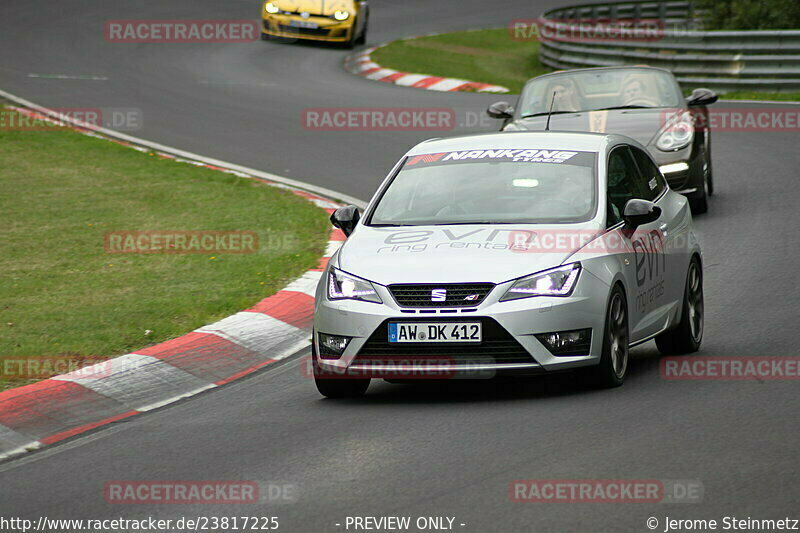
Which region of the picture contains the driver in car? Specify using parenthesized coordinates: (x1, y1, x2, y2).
(546, 81, 582, 112)
(621, 78, 645, 104)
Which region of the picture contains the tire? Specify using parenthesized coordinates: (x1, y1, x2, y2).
(706, 163, 714, 196)
(312, 335, 369, 398)
(356, 19, 368, 45)
(688, 177, 708, 214)
(260, 32, 269, 41)
(706, 163, 714, 197)
(581, 285, 629, 388)
(342, 22, 359, 49)
(656, 257, 704, 355)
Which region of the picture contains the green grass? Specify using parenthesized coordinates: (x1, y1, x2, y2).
(372, 28, 800, 101)
(371, 28, 550, 93)
(0, 107, 330, 388)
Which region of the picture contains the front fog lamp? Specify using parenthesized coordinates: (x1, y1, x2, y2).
(318, 333, 351, 359)
(536, 328, 592, 356)
(328, 268, 382, 303)
(264, 2, 280, 14)
(500, 263, 581, 301)
(656, 113, 694, 151)
(333, 10, 350, 20)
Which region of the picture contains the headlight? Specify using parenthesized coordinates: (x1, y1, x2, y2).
(264, 2, 280, 14)
(328, 267, 382, 303)
(333, 10, 350, 20)
(500, 263, 581, 302)
(656, 112, 694, 151)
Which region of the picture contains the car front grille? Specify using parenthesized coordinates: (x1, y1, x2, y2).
(275, 10, 338, 19)
(277, 24, 331, 37)
(388, 283, 494, 308)
(353, 317, 534, 366)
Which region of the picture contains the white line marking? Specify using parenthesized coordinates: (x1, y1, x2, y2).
(136, 383, 218, 412)
(0, 441, 42, 461)
(27, 74, 109, 80)
(282, 271, 323, 297)
(0, 88, 367, 208)
(324, 240, 341, 257)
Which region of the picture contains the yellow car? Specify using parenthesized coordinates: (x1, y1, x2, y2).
(261, 0, 369, 47)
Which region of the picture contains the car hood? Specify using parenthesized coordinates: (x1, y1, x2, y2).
(505, 108, 677, 147)
(271, 0, 354, 15)
(335, 223, 603, 285)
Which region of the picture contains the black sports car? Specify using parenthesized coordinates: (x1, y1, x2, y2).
(487, 66, 717, 213)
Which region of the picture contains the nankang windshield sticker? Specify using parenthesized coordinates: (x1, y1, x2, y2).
(405, 149, 593, 167)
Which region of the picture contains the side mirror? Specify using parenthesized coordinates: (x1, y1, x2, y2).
(330, 205, 360, 237)
(686, 88, 718, 107)
(487, 101, 514, 119)
(623, 199, 661, 229)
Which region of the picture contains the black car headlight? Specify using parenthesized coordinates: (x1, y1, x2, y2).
(656, 112, 694, 151)
(500, 263, 581, 302)
(327, 267, 382, 303)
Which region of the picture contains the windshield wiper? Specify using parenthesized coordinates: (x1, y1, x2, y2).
(519, 110, 579, 119)
(431, 221, 510, 225)
(594, 105, 652, 110)
(369, 223, 416, 227)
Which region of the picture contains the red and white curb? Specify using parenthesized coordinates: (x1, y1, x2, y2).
(345, 45, 509, 93)
(0, 91, 357, 461)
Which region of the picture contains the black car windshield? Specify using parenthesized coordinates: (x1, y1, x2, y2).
(517, 68, 684, 117)
(369, 149, 597, 226)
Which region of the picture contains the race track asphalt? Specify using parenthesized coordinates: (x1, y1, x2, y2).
(1, 1, 799, 531)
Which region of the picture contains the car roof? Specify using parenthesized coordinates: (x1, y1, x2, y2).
(406, 131, 630, 156)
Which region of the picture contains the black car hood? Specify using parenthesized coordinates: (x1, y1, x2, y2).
(504, 108, 679, 147)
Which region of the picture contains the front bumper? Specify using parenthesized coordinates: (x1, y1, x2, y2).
(261, 14, 354, 42)
(659, 161, 694, 193)
(651, 144, 704, 194)
(313, 273, 610, 379)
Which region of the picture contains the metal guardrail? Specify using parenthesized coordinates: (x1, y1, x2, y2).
(538, 0, 800, 92)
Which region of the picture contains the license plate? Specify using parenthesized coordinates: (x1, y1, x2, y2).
(388, 322, 482, 343)
(289, 20, 319, 29)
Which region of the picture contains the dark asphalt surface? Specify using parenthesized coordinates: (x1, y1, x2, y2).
(2, 1, 800, 531)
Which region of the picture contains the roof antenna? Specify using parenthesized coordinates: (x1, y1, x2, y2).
(545, 91, 556, 131)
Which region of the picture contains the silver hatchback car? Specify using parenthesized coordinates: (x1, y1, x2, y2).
(312, 131, 704, 398)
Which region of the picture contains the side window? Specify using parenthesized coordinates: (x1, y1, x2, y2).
(630, 146, 666, 201)
(606, 146, 643, 227)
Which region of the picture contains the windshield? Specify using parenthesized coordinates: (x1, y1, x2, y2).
(517, 68, 684, 117)
(368, 148, 597, 226)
